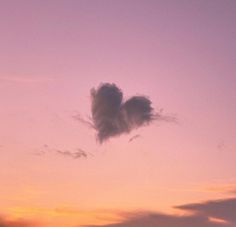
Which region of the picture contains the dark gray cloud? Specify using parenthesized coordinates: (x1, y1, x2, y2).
(176, 197, 236, 224)
(91, 83, 163, 143)
(84, 197, 236, 227)
(84, 212, 231, 227)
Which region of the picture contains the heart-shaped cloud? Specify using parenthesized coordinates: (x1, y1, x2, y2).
(91, 83, 158, 143)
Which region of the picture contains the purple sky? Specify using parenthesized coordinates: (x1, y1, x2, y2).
(0, 1, 236, 226)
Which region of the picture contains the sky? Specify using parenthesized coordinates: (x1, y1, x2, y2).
(0, 0, 236, 226)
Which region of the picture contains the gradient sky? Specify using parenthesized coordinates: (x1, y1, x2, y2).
(0, 0, 236, 226)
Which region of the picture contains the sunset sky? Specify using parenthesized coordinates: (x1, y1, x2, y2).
(0, 1, 236, 226)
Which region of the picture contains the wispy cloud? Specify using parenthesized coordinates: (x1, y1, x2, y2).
(54, 148, 89, 159)
(72, 113, 94, 129)
(32, 145, 90, 160)
(128, 134, 141, 142)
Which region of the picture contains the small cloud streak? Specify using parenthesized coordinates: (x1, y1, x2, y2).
(55, 148, 88, 159)
(33, 145, 90, 159)
(128, 134, 141, 142)
(90, 83, 172, 143)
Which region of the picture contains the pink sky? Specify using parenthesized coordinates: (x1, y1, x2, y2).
(0, 1, 236, 226)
